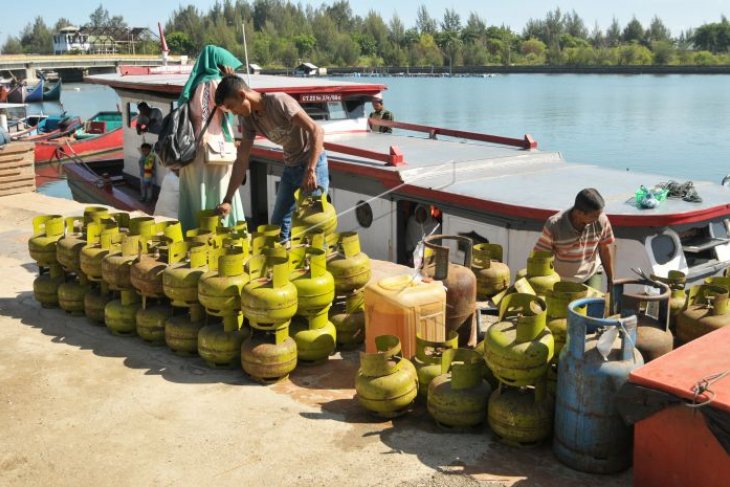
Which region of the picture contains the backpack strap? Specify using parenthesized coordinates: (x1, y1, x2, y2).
(195, 105, 219, 148)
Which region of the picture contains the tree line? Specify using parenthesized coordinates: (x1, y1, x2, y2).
(4, 1, 730, 68)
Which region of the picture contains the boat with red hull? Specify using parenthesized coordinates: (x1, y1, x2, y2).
(33, 111, 124, 190)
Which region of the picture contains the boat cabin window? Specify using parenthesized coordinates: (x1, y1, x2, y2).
(300, 101, 349, 121)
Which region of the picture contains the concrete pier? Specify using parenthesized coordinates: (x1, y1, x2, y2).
(0, 193, 630, 487)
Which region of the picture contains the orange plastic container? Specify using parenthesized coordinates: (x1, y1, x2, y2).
(364, 275, 446, 359)
(629, 325, 730, 487)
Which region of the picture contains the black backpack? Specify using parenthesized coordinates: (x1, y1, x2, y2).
(154, 103, 219, 168)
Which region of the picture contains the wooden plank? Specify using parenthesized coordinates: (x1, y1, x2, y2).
(0, 165, 34, 178)
(0, 184, 36, 196)
(0, 174, 35, 184)
(0, 142, 34, 160)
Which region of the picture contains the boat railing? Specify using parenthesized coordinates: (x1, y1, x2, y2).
(368, 118, 537, 150)
(323, 141, 405, 166)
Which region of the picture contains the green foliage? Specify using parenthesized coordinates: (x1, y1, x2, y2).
(652, 41, 675, 65)
(2, 37, 23, 55)
(21, 17, 53, 54)
(6, 2, 730, 69)
(692, 17, 730, 53)
(166, 32, 195, 56)
(622, 18, 646, 44)
(520, 38, 546, 57)
(617, 44, 653, 65)
(693, 50, 717, 65)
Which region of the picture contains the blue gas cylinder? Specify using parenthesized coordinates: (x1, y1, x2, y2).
(553, 297, 643, 474)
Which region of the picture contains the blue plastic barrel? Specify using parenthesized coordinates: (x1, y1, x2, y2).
(553, 297, 643, 473)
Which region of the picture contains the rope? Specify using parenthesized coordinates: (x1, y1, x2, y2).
(686, 369, 730, 409)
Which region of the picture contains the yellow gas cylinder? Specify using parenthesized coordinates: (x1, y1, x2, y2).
(241, 253, 299, 382)
(327, 232, 371, 295)
(198, 247, 249, 317)
(163, 241, 208, 307)
(290, 247, 337, 363)
(484, 293, 554, 387)
(523, 251, 560, 297)
(413, 331, 459, 398)
(356, 335, 418, 417)
(241, 322, 298, 383)
(290, 226, 325, 250)
(292, 188, 337, 237)
(256, 223, 281, 239)
(28, 214, 65, 268)
(197, 247, 249, 366)
(130, 236, 183, 300)
(101, 216, 156, 276)
(242, 252, 298, 325)
(105, 289, 140, 336)
(427, 348, 491, 428)
(290, 247, 335, 314)
(80, 221, 120, 282)
(134, 302, 171, 344)
(471, 243, 511, 300)
(55, 207, 107, 268)
(165, 304, 205, 356)
(545, 282, 588, 358)
(197, 209, 221, 233)
(58, 279, 88, 315)
(330, 291, 366, 350)
(544, 282, 588, 396)
(655, 271, 687, 333)
(676, 284, 730, 343)
(102, 234, 142, 291)
(56, 217, 85, 274)
(33, 264, 65, 308)
(488, 379, 554, 447)
(84, 281, 112, 325)
(290, 310, 337, 363)
(224, 220, 249, 234)
(199, 314, 250, 368)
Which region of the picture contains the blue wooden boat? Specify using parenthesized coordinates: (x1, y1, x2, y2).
(24, 79, 44, 103)
(42, 79, 62, 102)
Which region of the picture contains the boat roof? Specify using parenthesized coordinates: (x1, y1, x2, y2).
(256, 131, 730, 227)
(85, 70, 385, 97)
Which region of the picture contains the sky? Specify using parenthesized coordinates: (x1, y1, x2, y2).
(1, 0, 728, 45)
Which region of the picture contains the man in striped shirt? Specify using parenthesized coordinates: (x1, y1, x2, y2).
(533, 188, 615, 290)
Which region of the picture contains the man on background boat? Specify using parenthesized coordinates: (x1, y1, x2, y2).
(136, 102, 163, 135)
(533, 188, 615, 290)
(214, 74, 328, 242)
(368, 94, 394, 133)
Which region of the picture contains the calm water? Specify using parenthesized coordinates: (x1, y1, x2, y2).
(35, 75, 730, 200)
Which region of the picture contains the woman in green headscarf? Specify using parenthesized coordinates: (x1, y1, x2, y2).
(177, 45, 246, 232)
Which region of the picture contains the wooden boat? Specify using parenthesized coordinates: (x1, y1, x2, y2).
(24, 79, 44, 103)
(34, 111, 123, 167)
(12, 113, 83, 142)
(63, 158, 155, 213)
(42, 79, 62, 102)
(6, 79, 44, 103)
(6, 85, 26, 104)
(84, 68, 730, 284)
